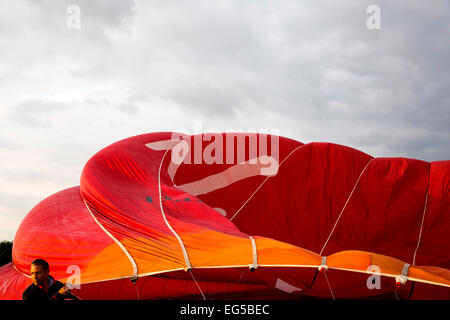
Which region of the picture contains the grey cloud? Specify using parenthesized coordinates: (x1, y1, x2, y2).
(164, 81, 240, 118)
(116, 94, 152, 115)
(0, 192, 41, 211)
(83, 97, 143, 115)
(0, 1, 449, 242)
(117, 104, 138, 115)
(15, 2, 450, 162)
(30, 0, 136, 30)
(1, 170, 50, 182)
(8, 100, 69, 126)
(0, 137, 19, 150)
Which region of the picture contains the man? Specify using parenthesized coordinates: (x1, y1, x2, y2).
(22, 259, 78, 301)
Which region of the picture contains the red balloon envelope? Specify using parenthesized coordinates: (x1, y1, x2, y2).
(1, 132, 449, 299)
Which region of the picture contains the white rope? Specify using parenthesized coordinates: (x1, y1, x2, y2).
(158, 149, 192, 270)
(394, 263, 411, 301)
(319, 158, 373, 256)
(13, 263, 31, 278)
(230, 144, 303, 221)
(396, 263, 410, 286)
(318, 256, 328, 271)
(322, 269, 335, 301)
(55, 261, 450, 290)
(189, 270, 206, 300)
(412, 191, 429, 265)
(208, 271, 245, 296)
(249, 236, 258, 270)
(82, 198, 138, 277)
(132, 280, 141, 300)
(394, 286, 400, 300)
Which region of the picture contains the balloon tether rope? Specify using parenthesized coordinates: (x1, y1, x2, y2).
(189, 269, 206, 300)
(412, 184, 429, 265)
(231, 144, 303, 221)
(323, 269, 335, 301)
(320, 159, 373, 255)
(158, 149, 192, 270)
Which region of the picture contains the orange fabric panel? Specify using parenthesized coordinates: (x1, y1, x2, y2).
(255, 237, 321, 266)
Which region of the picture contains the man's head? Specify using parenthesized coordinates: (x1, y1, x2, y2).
(30, 259, 50, 286)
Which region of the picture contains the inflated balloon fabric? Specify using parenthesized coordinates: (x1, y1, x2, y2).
(1, 132, 449, 299)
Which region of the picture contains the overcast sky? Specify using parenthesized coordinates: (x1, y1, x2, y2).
(0, 0, 449, 240)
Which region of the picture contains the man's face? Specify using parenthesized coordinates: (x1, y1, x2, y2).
(30, 264, 49, 286)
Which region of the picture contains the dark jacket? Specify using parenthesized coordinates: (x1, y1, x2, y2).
(22, 277, 78, 301)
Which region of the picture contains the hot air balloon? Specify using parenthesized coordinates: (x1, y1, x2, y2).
(0, 132, 449, 300)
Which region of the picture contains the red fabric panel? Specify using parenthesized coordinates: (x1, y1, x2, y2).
(80, 132, 259, 239)
(230, 142, 373, 253)
(325, 157, 430, 262)
(0, 263, 30, 300)
(74, 268, 274, 300)
(80, 133, 252, 275)
(12, 187, 123, 280)
(414, 161, 450, 267)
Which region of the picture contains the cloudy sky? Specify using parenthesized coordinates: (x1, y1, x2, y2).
(0, 0, 449, 240)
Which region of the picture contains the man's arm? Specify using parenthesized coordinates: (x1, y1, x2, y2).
(49, 283, 79, 301)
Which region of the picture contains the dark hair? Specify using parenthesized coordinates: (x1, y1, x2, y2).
(31, 259, 49, 270)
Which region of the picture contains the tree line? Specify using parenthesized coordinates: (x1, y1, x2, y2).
(0, 241, 13, 267)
